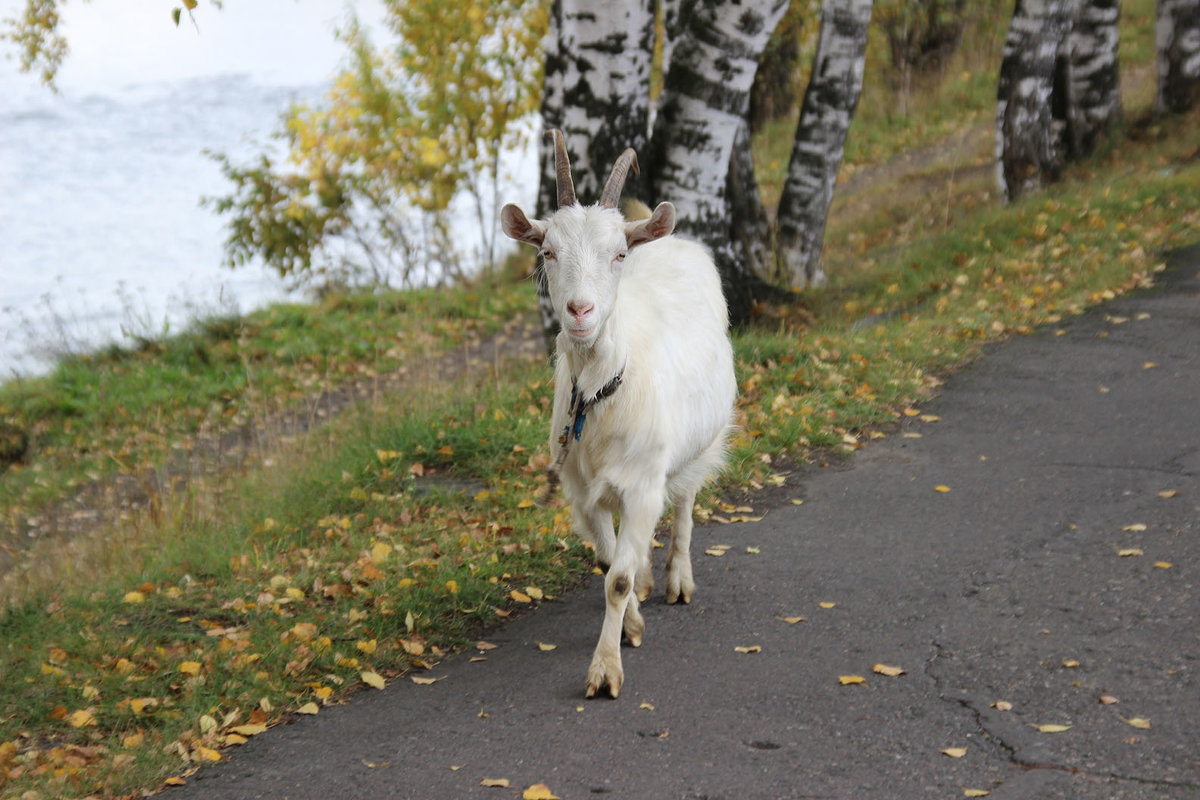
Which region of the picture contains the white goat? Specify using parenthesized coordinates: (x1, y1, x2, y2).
(501, 130, 737, 698)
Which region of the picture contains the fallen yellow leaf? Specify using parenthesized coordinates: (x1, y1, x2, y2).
(941, 747, 967, 758)
(777, 616, 806, 624)
(123, 732, 144, 748)
(1157, 489, 1179, 498)
(704, 547, 727, 557)
(523, 784, 561, 800)
(1123, 523, 1147, 532)
(992, 700, 1013, 711)
(518, 498, 535, 508)
(819, 602, 836, 609)
(1117, 548, 1144, 557)
(370, 541, 393, 564)
(838, 675, 866, 686)
(1099, 695, 1119, 705)
(963, 790, 990, 798)
(524, 586, 545, 600)
(224, 734, 248, 746)
(1062, 659, 1080, 668)
(537, 642, 557, 652)
(67, 709, 96, 728)
(178, 661, 202, 676)
(873, 664, 906, 677)
(361, 671, 386, 690)
(411, 675, 444, 686)
(1154, 561, 1173, 569)
(122, 591, 145, 604)
(734, 645, 762, 654)
(510, 590, 533, 603)
(481, 778, 510, 788)
(291, 622, 318, 642)
(194, 746, 221, 762)
(1032, 723, 1072, 733)
(934, 485, 952, 493)
(1123, 717, 1151, 729)
(164, 777, 187, 787)
(639, 702, 655, 710)
(356, 639, 378, 655)
(228, 724, 268, 736)
(129, 697, 158, 714)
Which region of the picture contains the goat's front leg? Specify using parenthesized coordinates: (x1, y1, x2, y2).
(665, 490, 697, 604)
(586, 493, 658, 699)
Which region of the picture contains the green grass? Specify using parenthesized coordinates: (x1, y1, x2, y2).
(0, 271, 535, 539)
(2, 1, 1199, 794)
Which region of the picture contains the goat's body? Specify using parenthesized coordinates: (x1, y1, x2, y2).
(500, 130, 737, 698)
(552, 235, 734, 520)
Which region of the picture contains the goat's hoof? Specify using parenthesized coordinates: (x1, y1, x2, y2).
(666, 567, 694, 604)
(623, 613, 645, 648)
(585, 657, 623, 699)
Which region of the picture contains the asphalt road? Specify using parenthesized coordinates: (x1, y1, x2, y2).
(174, 244, 1200, 800)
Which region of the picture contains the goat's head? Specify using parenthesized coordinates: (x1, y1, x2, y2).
(501, 130, 675, 347)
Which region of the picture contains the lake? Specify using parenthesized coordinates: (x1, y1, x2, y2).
(0, 0, 534, 377)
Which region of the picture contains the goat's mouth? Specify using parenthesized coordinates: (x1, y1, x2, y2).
(565, 323, 596, 341)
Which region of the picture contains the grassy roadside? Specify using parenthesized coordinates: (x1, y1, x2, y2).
(0, 282, 535, 535)
(3, 11, 1199, 800)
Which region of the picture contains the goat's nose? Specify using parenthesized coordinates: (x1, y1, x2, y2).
(567, 301, 594, 321)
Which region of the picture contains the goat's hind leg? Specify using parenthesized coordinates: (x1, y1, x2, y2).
(665, 491, 697, 604)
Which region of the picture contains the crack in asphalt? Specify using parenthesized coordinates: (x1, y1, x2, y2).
(928, 655, 1200, 792)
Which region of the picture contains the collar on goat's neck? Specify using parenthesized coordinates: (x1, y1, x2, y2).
(565, 367, 624, 442)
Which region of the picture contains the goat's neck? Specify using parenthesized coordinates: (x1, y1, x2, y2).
(562, 313, 628, 400)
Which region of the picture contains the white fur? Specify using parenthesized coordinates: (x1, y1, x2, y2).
(502, 199, 737, 699)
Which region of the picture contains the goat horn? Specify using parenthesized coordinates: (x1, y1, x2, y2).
(600, 148, 640, 209)
(546, 129, 577, 208)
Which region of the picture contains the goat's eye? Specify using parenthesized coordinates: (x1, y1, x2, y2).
(614, 251, 627, 263)
(540, 248, 556, 262)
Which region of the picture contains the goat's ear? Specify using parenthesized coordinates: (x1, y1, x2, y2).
(501, 204, 546, 248)
(625, 202, 675, 249)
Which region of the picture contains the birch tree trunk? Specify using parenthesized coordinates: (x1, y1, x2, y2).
(727, 118, 775, 282)
(1062, 0, 1122, 160)
(647, 0, 789, 323)
(1156, 0, 1200, 113)
(535, 0, 656, 348)
(774, 0, 873, 290)
(995, 0, 1074, 202)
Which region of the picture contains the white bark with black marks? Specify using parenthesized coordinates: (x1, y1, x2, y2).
(996, 0, 1074, 202)
(648, 0, 789, 322)
(1063, 0, 1123, 159)
(774, 0, 873, 290)
(1156, 0, 1200, 113)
